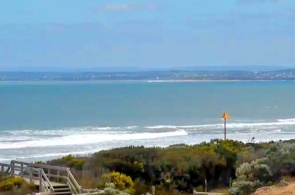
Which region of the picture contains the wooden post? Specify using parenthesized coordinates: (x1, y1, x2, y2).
(224, 118, 227, 140)
(29, 166, 33, 183)
(221, 112, 230, 140)
(39, 169, 42, 192)
(152, 186, 155, 195)
(10, 162, 14, 177)
(20, 164, 24, 177)
(205, 179, 207, 192)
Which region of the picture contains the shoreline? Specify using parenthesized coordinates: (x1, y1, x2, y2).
(1, 136, 293, 164)
(0, 79, 290, 83)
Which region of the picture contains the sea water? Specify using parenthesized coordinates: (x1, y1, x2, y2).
(0, 80, 295, 162)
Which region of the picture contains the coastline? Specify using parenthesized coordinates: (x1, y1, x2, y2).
(0, 79, 286, 83)
(146, 79, 276, 82)
(2, 135, 293, 164)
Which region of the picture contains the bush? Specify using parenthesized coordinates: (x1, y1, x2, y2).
(61, 155, 85, 170)
(42, 139, 295, 194)
(194, 185, 204, 192)
(266, 142, 295, 178)
(133, 179, 150, 195)
(229, 158, 272, 194)
(97, 183, 131, 195)
(102, 172, 134, 194)
(0, 177, 34, 193)
(230, 180, 261, 195)
(236, 158, 272, 183)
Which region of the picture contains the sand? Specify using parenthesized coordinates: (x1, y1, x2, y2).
(253, 182, 295, 195)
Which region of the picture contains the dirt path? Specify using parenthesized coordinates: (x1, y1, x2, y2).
(254, 182, 295, 195)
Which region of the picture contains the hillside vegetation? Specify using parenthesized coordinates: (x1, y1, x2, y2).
(35, 139, 295, 194)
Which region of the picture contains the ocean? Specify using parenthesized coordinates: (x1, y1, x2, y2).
(1, 80, 295, 162)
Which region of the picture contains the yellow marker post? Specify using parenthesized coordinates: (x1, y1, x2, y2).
(221, 112, 230, 140)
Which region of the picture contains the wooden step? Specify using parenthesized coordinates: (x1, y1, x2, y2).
(52, 192, 72, 195)
(53, 184, 72, 195)
(54, 187, 71, 191)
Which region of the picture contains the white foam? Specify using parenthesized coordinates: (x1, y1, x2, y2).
(2, 118, 295, 150)
(145, 118, 295, 130)
(0, 130, 188, 149)
(277, 118, 295, 122)
(126, 126, 138, 129)
(0, 136, 31, 141)
(250, 128, 282, 133)
(146, 125, 178, 129)
(92, 127, 112, 130)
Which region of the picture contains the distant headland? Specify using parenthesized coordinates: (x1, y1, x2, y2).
(1, 69, 295, 81)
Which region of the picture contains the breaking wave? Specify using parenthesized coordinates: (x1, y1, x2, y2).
(146, 118, 295, 130)
(0, 129, 188, 149)
(1, 118, 295, 151)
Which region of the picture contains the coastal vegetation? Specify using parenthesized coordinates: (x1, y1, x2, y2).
(3, 139, 295, 194)
(35, 139, 295, 194)
(0, 175, 35, 194)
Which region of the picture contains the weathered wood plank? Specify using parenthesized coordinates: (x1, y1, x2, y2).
(2, 160, 82, 194)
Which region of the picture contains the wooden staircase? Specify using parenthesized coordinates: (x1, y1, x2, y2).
(0, 160, 83, 195)
(51, 184, 72, 195)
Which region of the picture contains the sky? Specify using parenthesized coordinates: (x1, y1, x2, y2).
(0, 0, 295, 70)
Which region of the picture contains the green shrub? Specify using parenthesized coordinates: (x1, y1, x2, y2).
(230, 180, 261, 195)
(229, 158, 272, 194)
(102, 172, 134, 194)
(0, 177, 34, 193)
(41, 139, 295, 194)
(97, 183, 131, 195)
(133, 179, 150, 195)
(266, 142, 295, 178)
(61, 155, 85, 170)
(194, 185, 204, 192)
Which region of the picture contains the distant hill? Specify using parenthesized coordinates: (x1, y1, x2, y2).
(174, 66, 292, 72)
(1, 66, 292, 72)
(0, 69, 295, 81)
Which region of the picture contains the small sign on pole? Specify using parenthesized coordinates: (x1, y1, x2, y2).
(221, 112, 230, 140)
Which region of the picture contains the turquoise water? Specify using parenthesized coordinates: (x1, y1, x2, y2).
(1, 81, 295, 162)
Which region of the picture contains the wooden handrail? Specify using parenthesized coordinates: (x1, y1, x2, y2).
(0, 162, 11, 174)
(0, 162, 11, 167)
(39, 169, 54, 193)
(67, 168, 82, 193)
(4, 161, 54, 194)
(67, 180, 79, 194)
(12, 160, 68, 171)
(2, 160, 82, 194)
(10, 162, 54, 193)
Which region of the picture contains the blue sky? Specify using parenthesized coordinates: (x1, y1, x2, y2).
(0, 0, 294, 70)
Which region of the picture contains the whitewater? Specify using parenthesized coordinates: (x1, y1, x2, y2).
(1, 81, 295, 162)
(1, 118, 295, 162)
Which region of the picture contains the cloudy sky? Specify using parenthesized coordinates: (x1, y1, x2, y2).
(0, 0, 294, 70)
